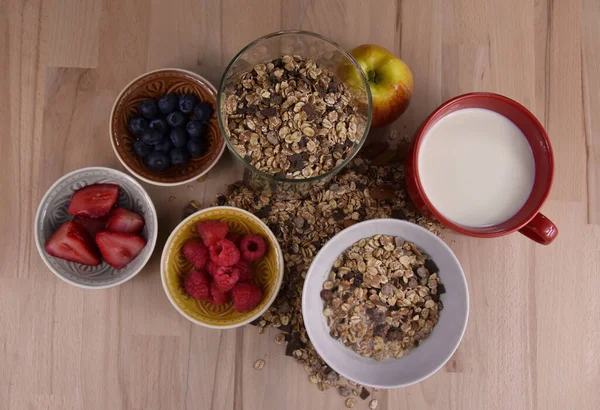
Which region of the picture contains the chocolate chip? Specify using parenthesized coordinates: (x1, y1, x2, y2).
(391, 209, 406, 219)
(285, 334, 303, 356)
(216, 194, 227, 206)
(320, 289, 333, 301)
(424, 258, 439, 273)
(267, 222, 281, 236)
(301, 104, 319, 121)
(299, 136, 308, 148)
(387, 329, 403, 341)
(373, 324, 388, 338)
(260, 107, 278, 117)
(270, 94, 283, 105)
(369, 310, 386, 323)
(437, 283, 446, 295)
(334, 143, 345, 154)
(327, 78, 340, 94)
(333, 210, 345, 221)
(359, 387, 370, 400)
(256, 205, 272, 219)
(288, 153, 305, 172)
(353, 272, 364, 287)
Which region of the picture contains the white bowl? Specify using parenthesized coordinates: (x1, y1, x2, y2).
(302, 219, 469, 389)
(34, 167, 158, 289)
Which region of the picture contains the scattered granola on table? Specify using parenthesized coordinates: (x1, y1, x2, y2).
(205, 142, 444, 404)
(322, 235, 444, 361)
(223, 54, 367, 179)
(253, 359, 265, 370)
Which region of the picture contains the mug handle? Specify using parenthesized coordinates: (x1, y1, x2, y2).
(518, 213, 558, 245)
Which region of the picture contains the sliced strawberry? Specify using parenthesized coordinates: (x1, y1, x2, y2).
(67, 184, 119, 218)
(45, 221, 101, 266)
(72, 215, 108, 237)
(95, 231, 146, 269)
(105, 207, 144, 234)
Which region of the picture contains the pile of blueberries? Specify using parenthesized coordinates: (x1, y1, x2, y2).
(128, 93, 212, 171)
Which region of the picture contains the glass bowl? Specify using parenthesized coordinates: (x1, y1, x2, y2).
(217, 30, 372, 189)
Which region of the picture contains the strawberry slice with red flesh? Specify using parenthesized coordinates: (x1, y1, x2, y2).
(95, 231, 146, 269)
(72, 215, 108, 237)
(67, 184, 119, 218)
(105, 207, 144, 234)
(45, 221, 101, 266)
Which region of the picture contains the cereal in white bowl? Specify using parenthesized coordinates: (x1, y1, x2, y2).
(302, 218, 468, 389)
(321, 234, 444, 361)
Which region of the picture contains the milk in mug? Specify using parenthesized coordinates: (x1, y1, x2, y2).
(418, 108, 535, 227)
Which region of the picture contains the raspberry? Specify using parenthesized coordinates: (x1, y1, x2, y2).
(197, 220, 229, 246)
(182, 240, 209, 269)
(184, 270, 211, 300)
(235, 260, 253, 282)
(209, 239, 240, 266)
(240, 234, 267, 262)
(226, 232, 242, 247)
(209, 281, 230, 306)
(213, 265, 241, 292)
(231, 282, 263, 312)
(206, 260, 220, 277)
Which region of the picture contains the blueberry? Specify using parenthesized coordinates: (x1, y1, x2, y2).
(157, 93, 178, 114)
(170, 147, 190, 165)
(139, 99, 159, 119)
(133, 140, 153, 158)
(141, 130, 164, 145)
(170, 127, 188, 148)
(186, 120, 206, 138)
(178, 94, 197, 113)
(128, 117, 148, 136)
(147, 151, 171, 171)
(187, 138, 205, 158)
(149, 118, 168, 135)
(193, 102, 213, 122)
(154, 138, 173, 153)
(166, 111, 186, 128)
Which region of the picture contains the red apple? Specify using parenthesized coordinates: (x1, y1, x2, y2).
(347, 44, 414, 128)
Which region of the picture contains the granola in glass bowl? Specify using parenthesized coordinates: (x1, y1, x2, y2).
(217, 31, 372, 187)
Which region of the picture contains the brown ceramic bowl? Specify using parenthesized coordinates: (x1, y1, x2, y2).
(110, 68, 225, 186)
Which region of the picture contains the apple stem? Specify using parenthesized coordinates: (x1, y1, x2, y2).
(367, 70, 381, 84)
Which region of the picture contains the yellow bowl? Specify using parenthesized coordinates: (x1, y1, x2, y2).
(161, 206, 284, 328)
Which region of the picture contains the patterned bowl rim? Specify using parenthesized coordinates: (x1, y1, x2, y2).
(160, 206, 285, 329)
(34, 166, 159, 289)
(109, 68, 226, 187)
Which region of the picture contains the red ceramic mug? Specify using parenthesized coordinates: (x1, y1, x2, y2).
(405, 92, 558, 245)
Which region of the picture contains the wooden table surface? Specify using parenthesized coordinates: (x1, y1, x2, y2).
(1, 0, 599, 409)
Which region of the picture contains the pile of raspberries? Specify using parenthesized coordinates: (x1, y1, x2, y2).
(182, 220, 267, 312)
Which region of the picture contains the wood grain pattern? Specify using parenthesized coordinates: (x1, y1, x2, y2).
(1, 0, 599, 409)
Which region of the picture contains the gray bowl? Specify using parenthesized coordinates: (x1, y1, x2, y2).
(34, 167, 158, 289)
